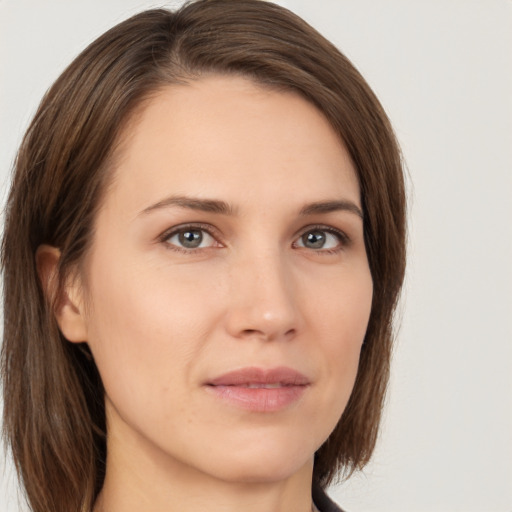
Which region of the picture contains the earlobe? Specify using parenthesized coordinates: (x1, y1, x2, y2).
(35, 244, 88, 343)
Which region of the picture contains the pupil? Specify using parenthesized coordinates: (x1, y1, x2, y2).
(304, 230, 325, 249)
(179, 230, 202, 248)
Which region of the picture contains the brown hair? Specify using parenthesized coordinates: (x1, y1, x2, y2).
(1, 1, 406, 511)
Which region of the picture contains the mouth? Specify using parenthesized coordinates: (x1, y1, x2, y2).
(235, 383, 291, 389)
(204, 366, 310, 412)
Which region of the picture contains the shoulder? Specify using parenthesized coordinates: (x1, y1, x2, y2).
(312, 485, 347, 512)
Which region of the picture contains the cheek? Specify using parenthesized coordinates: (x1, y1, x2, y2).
(309, 259, 372, 348)
(82, 251, 220, 417)
(309, 266, 373, 421)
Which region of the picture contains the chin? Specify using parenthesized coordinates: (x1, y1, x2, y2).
(211, 455, 312, 485)
(194, 433, 316, 484)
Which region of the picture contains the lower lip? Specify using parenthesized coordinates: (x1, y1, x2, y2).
(205, 385, 307, 412)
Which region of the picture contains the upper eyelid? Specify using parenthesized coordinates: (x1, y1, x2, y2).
(294, 224, 350, 242)
(159, 222, 222, 242)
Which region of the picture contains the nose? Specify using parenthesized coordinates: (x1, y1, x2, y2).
(224, 250, 300, 342)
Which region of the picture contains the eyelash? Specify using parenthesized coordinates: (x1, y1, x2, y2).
(158, 223, 350, 255)
(158, 223, 222, 254)
(293, 224, 350, 255)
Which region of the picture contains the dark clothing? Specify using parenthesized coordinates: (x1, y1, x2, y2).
(313, 485, 345, 512)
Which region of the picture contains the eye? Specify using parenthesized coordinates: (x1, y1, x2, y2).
(163, 225, 219, 251)
(294, 227, 347, 252)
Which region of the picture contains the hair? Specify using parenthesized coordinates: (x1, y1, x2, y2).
(1, 1, 406, 511)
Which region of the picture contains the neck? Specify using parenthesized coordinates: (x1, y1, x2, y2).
(94, 406, 315, 512)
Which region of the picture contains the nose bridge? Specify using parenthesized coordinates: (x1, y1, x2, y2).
(226, 244, 298, 341)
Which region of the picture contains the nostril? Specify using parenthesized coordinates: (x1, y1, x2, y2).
(239, 327, 296, 342)
(242, 329, 259, 336)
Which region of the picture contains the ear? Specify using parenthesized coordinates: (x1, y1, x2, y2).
(35, 244, 88, 343)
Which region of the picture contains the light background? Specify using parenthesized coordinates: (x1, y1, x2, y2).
(1, 1, 511, 511)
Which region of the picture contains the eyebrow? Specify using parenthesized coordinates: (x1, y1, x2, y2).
(299, 200, 363, 220)
(139, 195, 363, 219)
(139, 195, 236, 216)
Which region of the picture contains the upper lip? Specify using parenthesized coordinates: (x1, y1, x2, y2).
(206, 366, 310, 387)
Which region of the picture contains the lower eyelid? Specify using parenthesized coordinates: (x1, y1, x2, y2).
(170, 230, 214, 246)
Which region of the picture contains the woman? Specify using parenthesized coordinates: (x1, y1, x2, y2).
(1, 1, 406, 511)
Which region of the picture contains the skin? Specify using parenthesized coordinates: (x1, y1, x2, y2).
(38, 75, 373, 512)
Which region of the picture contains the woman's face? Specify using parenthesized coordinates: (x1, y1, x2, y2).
(69, 75, 373, 484)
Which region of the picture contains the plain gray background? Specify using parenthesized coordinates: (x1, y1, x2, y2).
(1, 1, 511, 511)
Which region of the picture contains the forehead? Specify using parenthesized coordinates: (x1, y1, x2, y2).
(107, 75, 360, 214)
